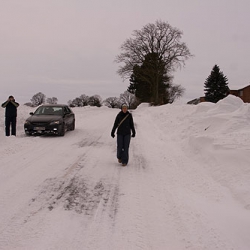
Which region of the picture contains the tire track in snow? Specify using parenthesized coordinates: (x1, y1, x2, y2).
(107, 141, 152, 250)
(0, 120, 111, 249)
(84, 170, 121, 250)
(131, 152, 152, 250)
(0, 136, 75, 237)
(1, 123, 122, 249)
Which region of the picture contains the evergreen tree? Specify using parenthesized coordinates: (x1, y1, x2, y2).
(204, 65, 230, 103)
(128, 52, 171, 104)
(128, 65, 152, 103)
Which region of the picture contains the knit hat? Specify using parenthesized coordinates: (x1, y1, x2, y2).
(121, 103, 128, 109)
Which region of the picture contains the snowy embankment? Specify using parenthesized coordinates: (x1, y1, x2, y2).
(0, 95, 250, 250)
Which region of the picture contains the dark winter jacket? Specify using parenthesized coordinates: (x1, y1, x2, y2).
(111, 111, 136, 136)
(1, 100, 19, 117)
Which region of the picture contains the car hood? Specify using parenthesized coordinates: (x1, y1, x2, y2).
(27, 115, 62, 123)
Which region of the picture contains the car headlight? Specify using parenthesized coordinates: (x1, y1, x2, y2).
(50, 121, 60, 125)
(25, 120, 30, 125)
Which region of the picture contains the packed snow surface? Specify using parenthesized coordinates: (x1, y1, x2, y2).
(0, 95, 250, 250)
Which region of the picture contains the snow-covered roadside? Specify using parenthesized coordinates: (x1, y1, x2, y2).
(0, 95, 250, 250)
(133, 98, 250, 249)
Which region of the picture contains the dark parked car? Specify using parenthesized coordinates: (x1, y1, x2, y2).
(24, 104, 75, 136)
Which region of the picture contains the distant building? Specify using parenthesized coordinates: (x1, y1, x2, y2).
(229, 85, 250, 103)
(187, 97, 206, 105)
(187, 85, 250, 104)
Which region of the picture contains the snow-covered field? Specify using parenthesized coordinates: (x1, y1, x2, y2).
(0, 95, 250, 250)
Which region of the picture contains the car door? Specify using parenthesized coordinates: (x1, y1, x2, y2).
(63, 106, 74, 128)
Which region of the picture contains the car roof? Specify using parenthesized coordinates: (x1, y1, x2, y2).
(40, 104, 69, 107)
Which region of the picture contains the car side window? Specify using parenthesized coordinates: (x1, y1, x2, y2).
(64, 107, 71, 114)
(63, 107, 69, 115)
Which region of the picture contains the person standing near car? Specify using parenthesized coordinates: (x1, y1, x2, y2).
(111, 103, 136, 166)
(1, 96, 19, 136)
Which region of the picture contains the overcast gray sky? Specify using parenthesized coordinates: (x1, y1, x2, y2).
(1, 0, 249, 104)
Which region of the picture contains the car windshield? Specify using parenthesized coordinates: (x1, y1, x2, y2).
(34, 106, 63, 115)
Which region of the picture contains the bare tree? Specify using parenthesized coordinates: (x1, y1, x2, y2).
(79, 94, 89, 106)
(168, 84, 185, 103)
(88, 95, 102, 107)
(69, 94, 89, 107)
(104, 97, 121, 108)
(119, 91, 138, 109)
(115, 20, 192, 104)
(71, 97, 82, 107)
(30, 92, 46, 107)
(116, 20, 192, 78)
(46, 97, 58, 104)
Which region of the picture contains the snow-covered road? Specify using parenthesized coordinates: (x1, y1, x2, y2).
(0, 96, 250, 250)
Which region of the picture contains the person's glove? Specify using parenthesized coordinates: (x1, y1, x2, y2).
(111, 132, 115, 138)
(132, 133, 135, 138)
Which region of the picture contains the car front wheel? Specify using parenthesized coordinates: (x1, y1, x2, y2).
(58, 123, 65, 136)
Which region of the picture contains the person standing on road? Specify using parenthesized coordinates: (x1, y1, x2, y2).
(1, 96, 19, 136)
(111, 103, 136, 166)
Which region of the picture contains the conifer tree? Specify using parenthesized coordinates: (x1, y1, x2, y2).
(204, 65, 229, 103)
(128, 52, 171, 104)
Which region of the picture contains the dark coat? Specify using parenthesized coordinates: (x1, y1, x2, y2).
(111, 111, 136, 136)
(1, 100, 19, 117)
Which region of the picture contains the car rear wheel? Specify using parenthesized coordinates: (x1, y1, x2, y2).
(70, 120, 75, 131)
